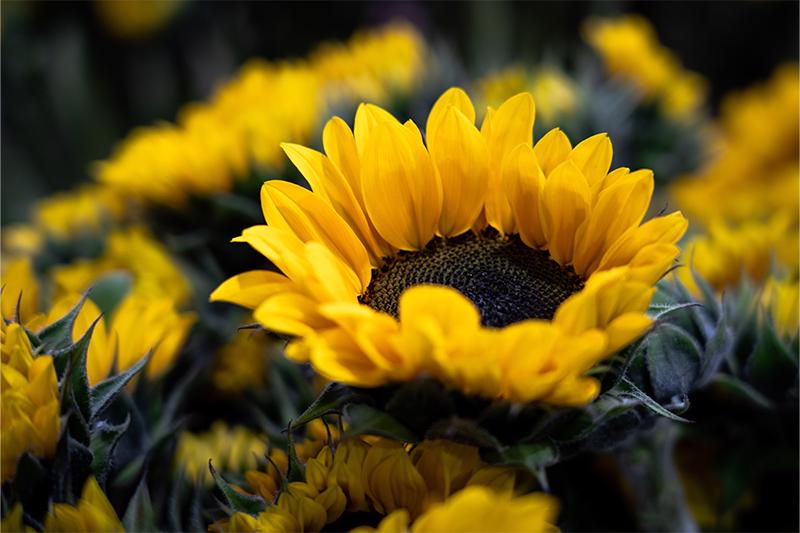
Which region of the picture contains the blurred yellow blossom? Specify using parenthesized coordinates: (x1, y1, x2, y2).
(1, 323, 60, 483)
(44, 291, 195, 384)
(476, 66, 578, 123)
(34, 185, 127, 241)
(94, 0, 183, 39)
(2, 224, 44, 259)
(585, 14, 706, 119)
(679, 216, 798, 295)
(95, 24, 427, 204)
(762, 277, 799, 339)
(212, 326, 270, 393)
(672, 64, 799, 226)
(174, 422, 268, 485)
(51, 226, 191, 306)
(43, 476, 124, 532)
(1, 257, 45, 329)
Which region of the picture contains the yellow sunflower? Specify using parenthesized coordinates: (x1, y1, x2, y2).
(212, 88, 687, 406)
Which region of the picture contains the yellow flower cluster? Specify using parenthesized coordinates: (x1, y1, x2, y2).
(1, 249, 194, 387)
(212, 325, 271, 393)
(217, 437, 555, 533)
(2, 477, 124, 533)
(672, 65, 799, 227)
(476, 66, 578, 123)
(35, 185, 128, 241)
(173, 421, 268, 485)
(355, 486, 559, 533)
(1, 323, 60, 483)
(51, 226, 192, 306)
(95, 24, 426, 204)
(585, 15, 706, 119)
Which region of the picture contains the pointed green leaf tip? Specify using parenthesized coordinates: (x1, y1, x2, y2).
(209, 460, 266, 515)
(38, 292, 89, 353)
(123, 475, 157, 533)
(292, 382, 358, 428)
(90, 415, 131, 484)
(90, 351, 151, 420)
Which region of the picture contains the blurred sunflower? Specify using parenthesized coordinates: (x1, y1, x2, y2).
(213, 88, 687, 406)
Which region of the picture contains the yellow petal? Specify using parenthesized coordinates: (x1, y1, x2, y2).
(232, 225, 309, 283)
(533, 127, 572, 176)
(281, 142, 390, 263)
(354, 103, 400, 156)
(323, 117, 363, 205)
(598, 211, 688, 272)
(261, 181, 372, 291)
(541, 159, 591, 266)
(210, 270, 295, 309)
(429, 105, 489, 237)
(569, 133, 613, 189)
(426, 87, 476, 143)
(572, 169, 654, 276)
(361, 120, 442, 250)
(253, 293, 328, 338)
(483, 93, 536, 234)
(502, 143, 546, 248)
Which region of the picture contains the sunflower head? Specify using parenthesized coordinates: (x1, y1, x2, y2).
(212, 88, 687, 406)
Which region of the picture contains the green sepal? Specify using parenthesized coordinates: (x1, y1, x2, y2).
(36, 292, 89, 353)
(645, 322, 702, 401)
(90, 415, 131, 484)
(343, 403, 417, 442)
(483, 441, 559, 489)
(615, 378, 692, 423)
(122, 474, 158, 533)
(12, 453, 50, 525)
(87, 272, 132, 318)
(285, 424, 306, 483)
(55, 316, 99, 424)
(292, 382, 358, 428)
(52, 434, 93, 503)
(209, 460, 266, 515)
(90, 351, 151, 421)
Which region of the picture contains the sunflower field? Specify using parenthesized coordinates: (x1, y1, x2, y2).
(1, 2, 798, 532)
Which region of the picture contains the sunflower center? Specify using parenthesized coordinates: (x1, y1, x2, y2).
(361, 231, 585, 327)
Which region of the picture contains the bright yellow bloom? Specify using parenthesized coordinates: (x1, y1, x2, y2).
(213, 89, 687, 406)
(212, 325, 270, 393)
(763, 277, 799, 339)
(43, 476, 124, 532)
(476, 66, 577, 123)
(2, 224, 44, 259)
(174, 422, 268, 485)
(1, 257, 45, 329)
(95, 25, 426, 205)
(1, 323, 60, 483)
(585, 15, 706, 119)
(94, 0, 182, 39)
(356, 485, 559, 533)
(672, 65, 799, 226)
(44, 291, 195, 384)
(679, 216, 798, 294)
(35, 185, 126, 240)
(51, 226, 192, 306)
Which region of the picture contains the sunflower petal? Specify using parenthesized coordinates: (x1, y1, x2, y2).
(541, 159, 591, 265)
(429, 105, 489, 237)
(210, 270, 294, 309)
(323, 117, 362, 205)
(533, 127, 572, 176)
(568, 133, 613, 189)
(502, 143, 546, 248)
(361, 120, 442, 250)
(426, 87, 476, 143)
(354, 103, 400, 156)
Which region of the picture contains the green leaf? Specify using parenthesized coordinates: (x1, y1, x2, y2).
(697, 312, 733, 386)
(56, 317, 100, 423)
(292, 382, 358, 428)
(713, 374, 774, 410)
(122, 475, 157, 533)
(645, 323, 702, 401)
(37, 292, 88, 354)
(87, 272, 133, 318)
(90, 351, 151, 420)
(483, 441, 559, 488)
(90, 415, 131, 484)
(13, 453, 50, 523)
(689, 265, 720, 317)
(385, 379, 456, 436)
(617, 378, 691, 423)
(209, 460, 266, 515)
(425, 418, 502, 449)
(285, 424, 306, 484)
(745, 319, 798, 392)
(52, 435, 93, 503)
(343, 404, 417, 442)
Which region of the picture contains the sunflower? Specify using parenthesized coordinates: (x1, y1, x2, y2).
(212, 88, 687, 406)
